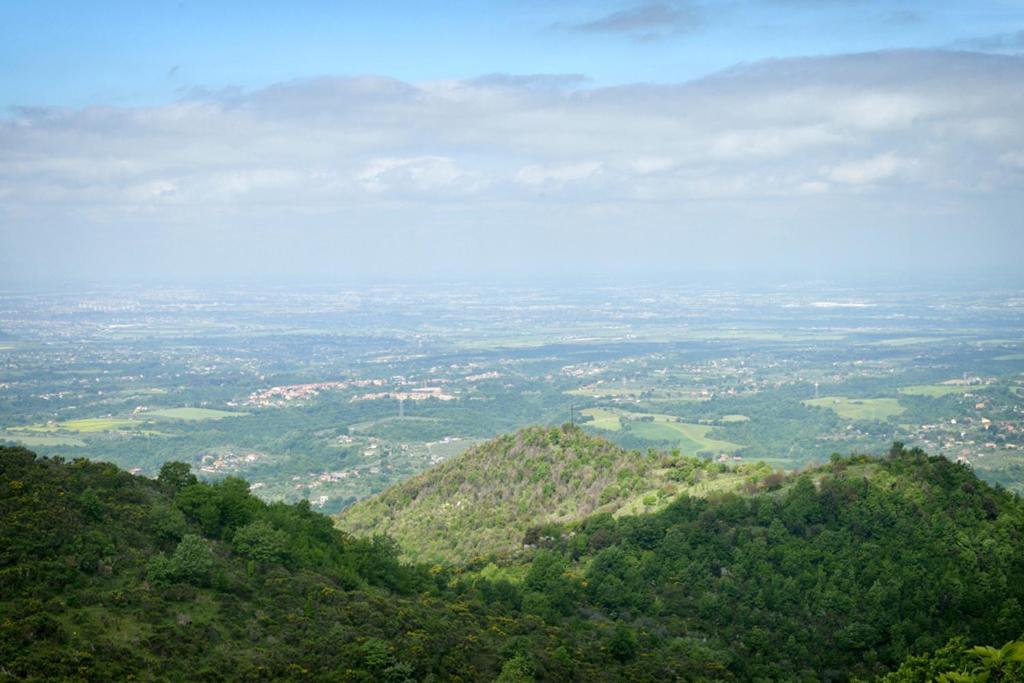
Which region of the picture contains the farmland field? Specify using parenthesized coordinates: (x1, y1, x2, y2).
(584, 408, 744, 455)
(581, 408, 623, 431)
(899, 385, 969, 398)
(10, 418, 138, 433)
(628, 419, 743, 456)
(147, 408, 247, 421)
(804, 396, 905, 421)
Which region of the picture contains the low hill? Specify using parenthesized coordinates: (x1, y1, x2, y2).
(337, 424, 767, 563)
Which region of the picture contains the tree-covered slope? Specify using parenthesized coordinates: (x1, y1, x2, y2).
(336, 425, 764, 563)
(0, 446, 601, 681)
(514, 444, 1024, 679)
(3, 441, 1024, 681)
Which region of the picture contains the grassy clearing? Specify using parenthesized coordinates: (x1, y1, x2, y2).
(147, 407, 247, 421)
(721, 414, 750, 423)
(628, 420, 742, 456)
(350, 416, 442, 433)
(614, 474, 748, 518)
(584, 408, 743, 455)
(899, 384, 968, 398)
(425, 438, 479, 461)
(117, 387, 168, 396)
(2, 433, 86, 447)
(581, 408, 622, 431)
(11, 418, 138, 433)
(995, 354, 1024, 361)
(804, 396, 905, 421)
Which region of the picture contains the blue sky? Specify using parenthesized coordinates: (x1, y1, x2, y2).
(1, 2, 1022, 284)
(3, 1, 1021, 108)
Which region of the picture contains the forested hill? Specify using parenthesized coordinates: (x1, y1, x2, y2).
(337, 425, 766, 563)
(3, 442, 1024, 680)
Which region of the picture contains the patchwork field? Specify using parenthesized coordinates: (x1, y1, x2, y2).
(804, 396, 905, 421)
(873, 337, 947, 346)
(10, 418, 138, 433)
(147, 408, 247, 421)
(898, 384, 969, 398)
(629, 420, 743, 456)
(582, 408, 744, 456)
(581, 408, 623, 431)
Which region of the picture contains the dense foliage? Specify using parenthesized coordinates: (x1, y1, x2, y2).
(338, 426, 768, 563)
(3, 433, 1024, 681)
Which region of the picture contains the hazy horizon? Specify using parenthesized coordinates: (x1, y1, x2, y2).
(2, 2, 1022, 286)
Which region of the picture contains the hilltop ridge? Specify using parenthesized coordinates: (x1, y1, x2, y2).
(336, 424, 771, 563)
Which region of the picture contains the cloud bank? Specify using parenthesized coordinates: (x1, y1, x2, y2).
(569, 2, 701, 41)
(1, 50, 1022, 282)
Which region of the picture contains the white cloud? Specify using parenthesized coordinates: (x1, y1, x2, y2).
(357, 156, 483, 194)
(2, 50, 1020, 212)
(1, 49, 1022, 280)
(515, 162, 602, 186)
(1000, 150, 1024, 169)
(828, 153, 915, 185)
(627, 157, 675, 174)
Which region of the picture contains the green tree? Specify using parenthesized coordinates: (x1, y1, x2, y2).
(608, 623, 638, 663)
(166, 533, 213, 585)
(157, 461, 197, 492)
(233, 520, 289, 564)
(494, 654, 535, 682)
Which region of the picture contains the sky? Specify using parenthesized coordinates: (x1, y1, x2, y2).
(1, 1, 1022, 286)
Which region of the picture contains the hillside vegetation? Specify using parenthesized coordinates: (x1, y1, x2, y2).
(3, 439, 1024, 680)
(337, 425, 767, 563)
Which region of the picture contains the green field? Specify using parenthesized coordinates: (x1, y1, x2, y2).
(898, 384, 968, 398)
(147, 408, 247, 421)
(581, 408, 623, 431)
(995, 354, 1024, 361)
(350, 416, 442, 433)
(1, 433, 86, 447)
(721, 414, 750, 423)
(11, 418, 139, 433)
(804, 396, 905, 421)
(629, 420, 743, 456)
(584, 408, 743, 456)
(874, 337, 945, 347)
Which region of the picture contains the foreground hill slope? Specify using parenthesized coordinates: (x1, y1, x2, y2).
(0, 446, 582, 680)
(337, 425, 760, 563)
(3, 441, 1024, 680)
